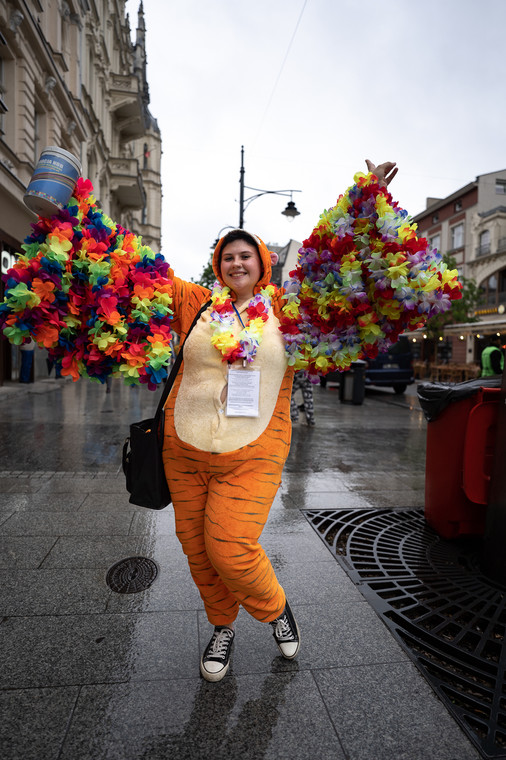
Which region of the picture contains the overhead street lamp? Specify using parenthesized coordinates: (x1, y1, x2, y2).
(238, 145, 301, 229)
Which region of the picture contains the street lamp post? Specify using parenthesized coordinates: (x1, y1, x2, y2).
(238, 145, 301, 229)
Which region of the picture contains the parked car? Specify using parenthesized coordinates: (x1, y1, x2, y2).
(320, 336, 415, 394)
(364, 336, 415, 394)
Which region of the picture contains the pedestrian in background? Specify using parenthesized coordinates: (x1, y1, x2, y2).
(19, 338, 35, 383)
(481, 335, 504, 377)
(290, 370, 315, 426)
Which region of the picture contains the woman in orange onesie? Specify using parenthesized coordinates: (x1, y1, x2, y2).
(162, 228, 299, 682)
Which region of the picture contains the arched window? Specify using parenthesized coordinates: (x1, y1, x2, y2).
(479, 229, 491, 257)
(480, 267, 506, 307)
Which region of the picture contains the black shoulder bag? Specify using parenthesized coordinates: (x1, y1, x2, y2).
(122, 300, 211, 509)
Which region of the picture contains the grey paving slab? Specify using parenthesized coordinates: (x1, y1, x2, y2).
(36, 477, 126, 494)
(275, 560, 364, 605)
(58, 671, 346, 760)
(0, 568, 111, 615)
(281, 471, 351, 492)
(1, 611, 199, 688)
(40, 535, 148, 568)
(0, 479, 55, 494)
(128, 508, 177, 536)
(263, 503, 321, 534)
(0, 536, 57, 568)
(346, 470, 426, 492)
(78, 491, 141, 511)
(288, 490, 374, 509)
(206, 601, 407, 678)
(0, 686, 79, 760)
(313, 662, 481, 760)
(358, 489, 425, 508)
(0, 510, 135, 536)
(105, 564, 203, 613)
(260, 530, 339, 565)
(0, 492, 87, 511)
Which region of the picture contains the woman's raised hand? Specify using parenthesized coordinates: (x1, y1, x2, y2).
(365, 159, 398, 188)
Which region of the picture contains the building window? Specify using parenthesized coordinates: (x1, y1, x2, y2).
(487, 274, 498, 306)
(432, 213, 439, 223)
(495, 179, 506, 194)
(455, 200, 462, 212)
(480, 267, 506, 308)
(429, 233, 440, 252)
(450, 222, 464, 249)
(500, 270, 506, 304)
(477, 229, 491, 257)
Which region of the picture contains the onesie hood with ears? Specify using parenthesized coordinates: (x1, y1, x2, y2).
(212, 231, 274, 296)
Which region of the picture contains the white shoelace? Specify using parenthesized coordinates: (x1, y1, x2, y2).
(272, 615, 294, 641)
(208, 628, 234, 659)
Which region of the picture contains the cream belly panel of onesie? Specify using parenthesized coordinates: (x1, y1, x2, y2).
(173, 306, 288, 453)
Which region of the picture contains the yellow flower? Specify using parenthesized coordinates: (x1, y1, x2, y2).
(211, 332, 235, 351)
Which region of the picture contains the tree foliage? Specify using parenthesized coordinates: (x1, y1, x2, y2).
(191, 252, 215, 289)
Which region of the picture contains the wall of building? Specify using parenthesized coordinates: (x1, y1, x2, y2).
(412, 168, 506, 365)
(0, 0, 162, 382)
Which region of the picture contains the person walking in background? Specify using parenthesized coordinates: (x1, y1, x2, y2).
(481, 335, 504, 377)
(19, 338, 35, 383)
(290, 370, 315, 426)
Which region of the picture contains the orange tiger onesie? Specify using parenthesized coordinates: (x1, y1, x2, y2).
(162, 234, 294, 627)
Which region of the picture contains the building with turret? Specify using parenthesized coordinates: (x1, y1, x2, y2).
(0, 0, 162, 383)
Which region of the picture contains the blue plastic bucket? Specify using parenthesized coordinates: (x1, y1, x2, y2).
(24, 146, 82, 217)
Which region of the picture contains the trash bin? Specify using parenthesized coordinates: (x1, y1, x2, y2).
(339, 360, 366, 405)
(417, 376, 502, 539)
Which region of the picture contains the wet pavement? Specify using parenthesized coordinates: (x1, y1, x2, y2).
(0, 376, 481, 759)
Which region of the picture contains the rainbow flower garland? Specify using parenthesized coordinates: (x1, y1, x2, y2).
(209, 281, 275, 363)
(0, 179, 173, 389)
(279, 172, 462, 379)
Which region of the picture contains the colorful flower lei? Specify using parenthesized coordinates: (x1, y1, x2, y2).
(0, 179, 173, 389)
(209, 281, 275, 364)
(279, 172, 462, 380)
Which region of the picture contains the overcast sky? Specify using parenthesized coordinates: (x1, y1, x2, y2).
(124, 0, 506, 282)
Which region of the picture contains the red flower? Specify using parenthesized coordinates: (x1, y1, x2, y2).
(247, 302, 267, 320)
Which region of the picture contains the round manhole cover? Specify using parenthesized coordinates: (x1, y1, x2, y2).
(106, 556, 158, 594)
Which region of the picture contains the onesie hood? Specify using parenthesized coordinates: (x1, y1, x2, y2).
(212, 230, 274, 296)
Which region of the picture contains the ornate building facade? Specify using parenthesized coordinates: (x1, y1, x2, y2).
(0, 0, 162, 382)
(412, 168, 506, 367)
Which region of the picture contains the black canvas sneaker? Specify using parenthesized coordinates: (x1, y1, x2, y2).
(200, 626, 235, 682)
(270, 600, 300, 659)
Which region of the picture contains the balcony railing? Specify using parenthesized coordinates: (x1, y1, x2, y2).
(109, 74, 146, 141)
(110, 157, 145, 209)
(476, 243, 491, 257)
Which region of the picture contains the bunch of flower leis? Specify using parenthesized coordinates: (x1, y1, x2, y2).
(209, 281, 276, 363)
(0, 178, 174, 389)
(279, 171, 462, 380)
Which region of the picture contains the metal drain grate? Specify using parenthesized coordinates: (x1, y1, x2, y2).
(304, 508, 506, 759)
(106, 556, 158, 594)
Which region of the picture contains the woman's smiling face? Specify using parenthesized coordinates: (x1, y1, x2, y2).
(220, 239, 262, 302)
